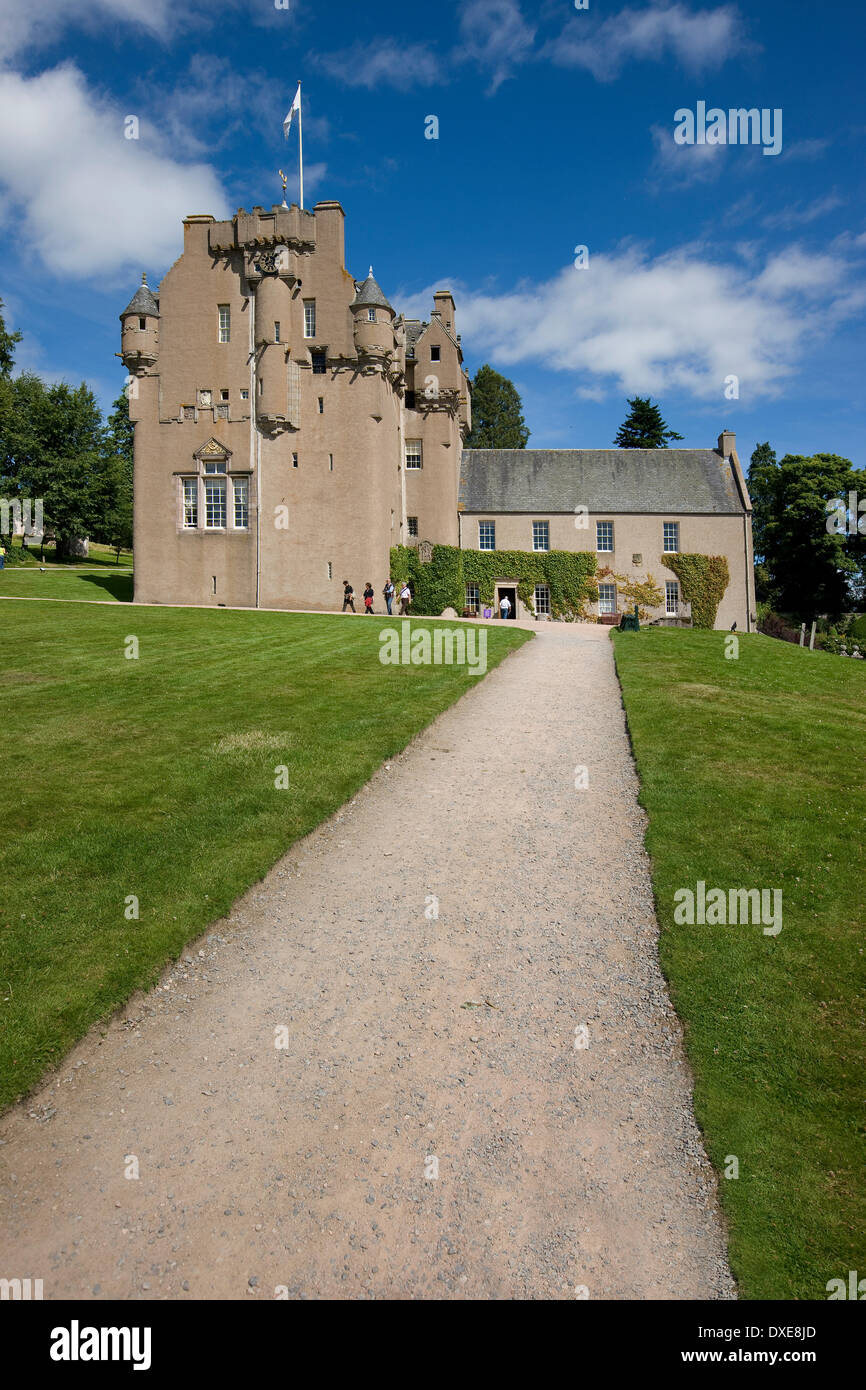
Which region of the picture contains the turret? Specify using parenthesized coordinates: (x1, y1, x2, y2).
(120, 273, 159, 371)
(255, 269, 294, 431)
(351, 267, 395, 363)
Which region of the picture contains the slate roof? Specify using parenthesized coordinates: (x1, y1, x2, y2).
(459, 449, 747, 515)
(351, 268, 393, 312)
(120, 275, 159, 319)
(403, 320, 426, 357)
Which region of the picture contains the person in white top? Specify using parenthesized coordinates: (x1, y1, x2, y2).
(399, 583, 412, 615)
(499, 593, 511, 620)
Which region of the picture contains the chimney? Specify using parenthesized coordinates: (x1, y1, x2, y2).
(718, 429, 736, 458)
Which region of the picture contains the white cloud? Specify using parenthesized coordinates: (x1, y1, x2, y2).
(314, 40, 443, 91)
(402, 240, 865, 401)
(761, 194, 844, 231)
(649, 121, 730, 183)
(0, 0, 177, 59)
(456, 0, 536, 93)
(544, 1, 752, 81)
(0, 65, 229, 280)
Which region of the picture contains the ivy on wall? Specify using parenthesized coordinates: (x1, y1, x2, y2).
(597, 566, 664, 620)
(389, 545, 598, 620)
(663, 553, 730, 628)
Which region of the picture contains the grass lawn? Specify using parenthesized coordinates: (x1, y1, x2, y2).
(0, 568, 133, 602)
(612, 628, 865, 1300)
(0, 600, 530, 1111)
(1, 538, 133, 569)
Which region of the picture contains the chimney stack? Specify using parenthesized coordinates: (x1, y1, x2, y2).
(718, 429, 736, 458)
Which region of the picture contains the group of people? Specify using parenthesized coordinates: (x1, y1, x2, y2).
(342, 577, 412, 616)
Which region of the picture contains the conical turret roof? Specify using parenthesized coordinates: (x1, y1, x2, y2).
(121, 273, 160, 319)
(351, 266, 392, 313)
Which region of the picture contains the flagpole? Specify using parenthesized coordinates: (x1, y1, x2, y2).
(297, 81, 304, 210)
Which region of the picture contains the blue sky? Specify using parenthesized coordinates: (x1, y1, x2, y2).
(1, 0, 863, 468)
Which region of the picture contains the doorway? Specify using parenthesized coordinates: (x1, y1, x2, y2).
(497, 585, 517, 619)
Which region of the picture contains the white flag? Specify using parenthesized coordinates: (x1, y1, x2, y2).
(283, 84, 301, 138)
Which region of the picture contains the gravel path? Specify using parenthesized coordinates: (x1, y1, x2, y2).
(0, 622, 734, 1300)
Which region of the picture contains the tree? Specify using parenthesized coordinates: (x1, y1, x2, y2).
(465, 364, 529, 448)
(0, 296, 21, 377)
(748, 449, 862, 620)
(614, 397, 683, 448)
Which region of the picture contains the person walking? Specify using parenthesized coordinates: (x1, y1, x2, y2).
(342, 580, 355, 612)
(383, 577, 395, 615)
(499, 592, 512, 620)
(399, 581, 412, 616)
(363, 582, 375, 615)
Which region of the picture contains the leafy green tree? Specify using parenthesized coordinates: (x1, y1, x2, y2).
(0, 297, 21, 377)
(750, 450, 861, 620)
(465, 364, 529, 448)
(614, 397, 683, 448)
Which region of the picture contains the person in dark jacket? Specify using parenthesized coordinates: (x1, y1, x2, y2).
(363, 582, 375, 614)
(342, 581, 355, 612)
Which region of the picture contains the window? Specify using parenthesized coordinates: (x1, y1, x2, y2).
(240, 389, 249, 400)
(220, 389, 229, 401)
(311, 350, 326, 375)
(328, 454, 334, 472)
(663, 521, 679, 553)
(203, 459, 223, 474)
(598, 583, 616, 614)
(405, 440, 422, 470)
(233, 477, 249, 529)
(274, 321, 281, 343)
(292, 453, 299, 468)
(318, 397, 324, 414)
(367, 307, 376, 322)
(408, 516, 419, 537)
(465, 582, 479, 611)
(182, 479, 198, 529)
(478, 521, 495, 551)
(218, 305, 230, 343)
(328, 561, 332, 580)
(138, 317, 146, 331)
(430, 345, 440, 362)
(205, 477, 226, 528)
(596, 520, 613, 552)
(534, 583, 551, 615)
(533, 520, 550, 552)
(405, 390, 416, 410)
(303, 300, 316, 338)
(666, 581, 679, 615)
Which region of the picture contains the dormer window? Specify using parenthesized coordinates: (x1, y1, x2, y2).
(430, 345, 440, 362)
(368, 307, 376, 322)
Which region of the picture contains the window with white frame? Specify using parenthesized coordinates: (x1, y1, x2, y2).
(218, 305, 230, 343)
(182, 478, 198, 528)
(367, 307, 376, 322)
(596, 520, 613, 552)
(666, 580, 679, 615)
(407, 516, 419, 537)
(478, 520, 495, 551)
(233, 477, 249, 529)
(532, 520, 550, 551)
(204, 477, 226, 528)
(465, 582, 479, 611)
(663, 521, 679, 553)
(598, 582, 616, 614)
(274, 321, 280, 343)
(534, 583, 551, 615)
(405, 440, 422, 470)
(303, 300, 316, 337)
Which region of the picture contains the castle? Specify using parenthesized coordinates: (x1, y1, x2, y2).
(122, 199, 756, 629)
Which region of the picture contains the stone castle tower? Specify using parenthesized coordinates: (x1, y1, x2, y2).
(121, 200, 471, 609)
